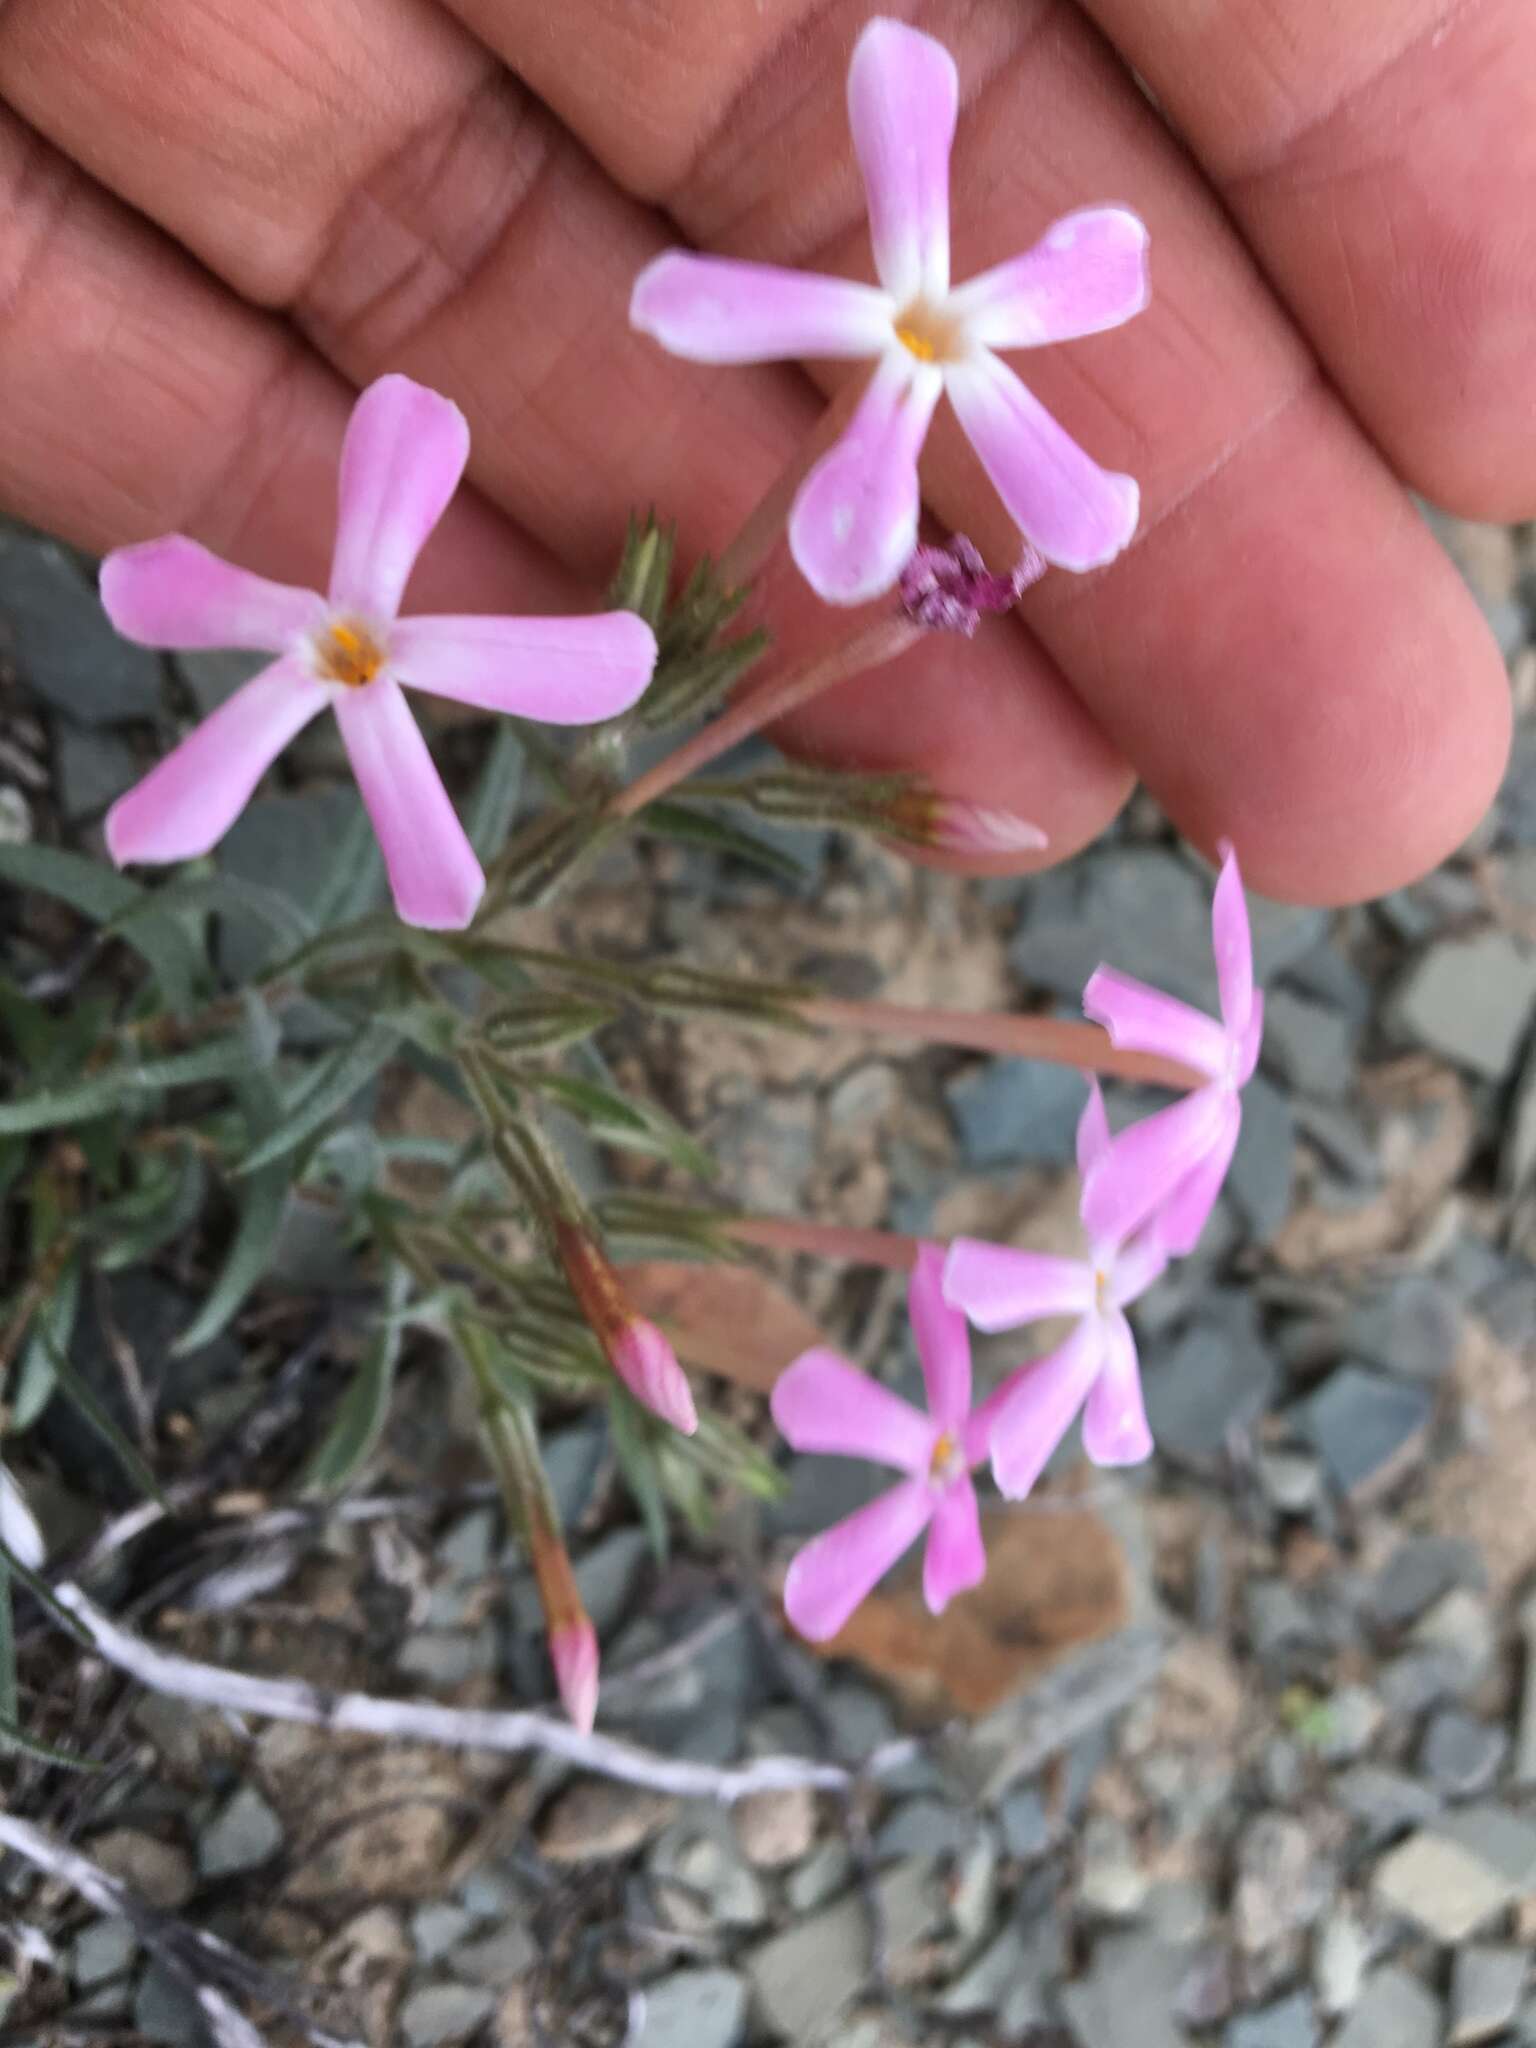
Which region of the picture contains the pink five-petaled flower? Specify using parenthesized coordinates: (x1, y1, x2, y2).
(1080, 842, 1262, 1258)
(944, 1084, 1166, 1501)
(771, 1244, 990, 1642)
(101, 375, 658, 930)
(630, 17, 1146, 605)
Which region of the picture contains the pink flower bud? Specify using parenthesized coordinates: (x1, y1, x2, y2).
(550, 1619, 601, 1734)
(611, 1317, 699, 1435)
(924, 799, 1049, 855)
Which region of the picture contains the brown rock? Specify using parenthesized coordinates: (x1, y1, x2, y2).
(787, 1491, 1129, 1720)
(618, 1261, 829, 1396)
(537, 1781, 677, 1864)
(88, 1828, 194, 1909)
(733, 1785, 820, 1869)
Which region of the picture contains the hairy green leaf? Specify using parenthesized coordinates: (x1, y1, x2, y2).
(239, 1020, 398, 1175)
(0, 843, 204, 1011)
(0, 1035, 252, 1136)
(302, 1265, 408, 1491)
(464, 722, 525, 861)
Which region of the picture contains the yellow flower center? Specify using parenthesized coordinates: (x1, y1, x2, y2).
(894, 300, 962, 365)
(316, 619, 386, 687)
(930, 1429, 961, 1484)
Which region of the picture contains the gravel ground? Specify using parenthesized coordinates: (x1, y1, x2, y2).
(2, 511, 1535, 2046)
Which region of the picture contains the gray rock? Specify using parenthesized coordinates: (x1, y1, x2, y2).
(1262, 990, 1358, 1100)
(217, 788, 383, 980)
(1331, 1767, 1440, 1844)
(1309, 1685, 1383, 1765)
(747, 1859, 937, 2041)
(54, 724, 139, 821)
(874, 1798, 970, 1860)
(173, 648, 267, 715)
(1234, 1814, 1325, 1955)
(1377, 1648, 1464, 1718)
(1255, 1449, 1324, 1517)
(131, 1962, 207, 2048)
(1342, 1277, 1462, 1384)
(1450, 1945, 1528, 2045)
(937, 1920, 1051, 2024)
(1389, 930, 1536, 1080)
(823, 1681, 898, 1766)
(635, 1967, 748, 2048)
(1409, 1587, 1496, 1690)
(1418, 1711, 1508, 1799)
(945, 1056, 1086, 1169)
(1298, 1366, 1433, 1500)
(1078, 1815, 1149, 1919)
(1010, 847, 1324, 1008)
(1312, 1907, 1371, 2017)
(197, 1783, 283, 1878)
(1331, 1967, 1439, 2048)
(1372, 1808, 1536, 1942)
(411, 1904, 476, 1964)
(784, 1839, 854, 1913)
(1515, 1589, 1536, 1787)
(0, 537, 164, 724)
(1244, 1579, 1322, 1669)
(398, 1982, 496, 2047)
(543, 1418, 608, 1530)
(650, 1816, 768, 1932)
(1504, 1050, 1536, 1193)
(1368, 1535, 1484, 1630)
(998, 1786, 1052, 1861)
(1057, 1931, 1196, 2048)
(70, 1917, 137, 1990)
(1226, 1075, 1296, 1242)
(439, 1508, 497, 1581)
(1143, 1295, 1278, 1472)
(449, 1922, 536, 1984)
(574, 1527, 650, 1637)
(0, 784, 32, 844)
(1225, 1991, 1319, 2048)
(397, 1628, 498, 1688)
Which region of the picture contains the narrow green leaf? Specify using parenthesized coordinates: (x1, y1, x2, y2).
(308, 800, 387, 928)
(607, 1394, 670, 1564)
(0, 978, 55, 1072)
(99, 1149, 206, 1271)
(113, 870, 315, 951)
(528, 1071, 716, 1182)
(0, 1558, 14, 1725)
(302, 1266, 408, 1491)
(0, 1526, 97, 1647)
(0, 843, 204, 1011)
(0, 1035, 252, 1136)
(38, 1330, 168, 1509)
(464, 722, 525, 861)
(0, 1710, 102, 1770)
(640, 801, 806, 882)
(175, 1164, 287, 1354)
(238, 1020, 398, 1175)
(11, 1257, 80, 1432)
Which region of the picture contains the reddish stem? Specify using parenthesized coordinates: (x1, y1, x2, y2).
(797, 997, 1203, 1092)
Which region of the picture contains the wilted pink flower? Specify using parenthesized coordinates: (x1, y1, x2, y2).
(550, 1618, 601, 1735)
(102, 375, 657, 929)
(631, 17, 1146, 604)
(944, 1084, 1166, 1499)
(554, 1221, 697, 1435)
(772, 1244, 991, 1641)
(898, 535, 1047, 635)
(1081, 842, 1262, 1256)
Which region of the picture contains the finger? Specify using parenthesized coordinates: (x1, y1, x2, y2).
(439, 0, 1513, 901)
(0, 108, 579, 615)
(0, 0, 1137, 865)
(1073, 0, 1536, 519)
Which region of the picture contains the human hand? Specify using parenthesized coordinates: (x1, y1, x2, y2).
(0, 0, 1526, 902)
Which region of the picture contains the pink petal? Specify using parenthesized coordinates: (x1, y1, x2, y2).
(610, 1318, 698, 1434)
(848, 17, 957, 304)
(1083, 966, 1229, 1079)
(100, 537, 326, 652)
(1108, 1225, 1170, 1309)
(789, 354, 942, 605)
(629, 251, 893, 362)
(391, 611, 657, 725)
(1080, 1083, 1233, 1251)
(942, 1240, 1093, 1335)
(944, 347, 1139, 572)
(333, 677, 484, 929)
(989, 1317, 1104, 1500)
(1081, 1309, 1153, 1467)
(782, 1478, 934, 1642)
(1236, 992, 1265, 1088)
(105, 657, 324, 865)
(550, 1620, 600, 1733)
(948, 207, 1150, 350)
(771, 1349, 934, 1475)
(1076, 1080, 1111, 1179)
(1157, 1089, 1242, 1257)
(922, 1474, 986, 1615)
(1212, 842, 1255, 1040)
(329, 375, 470, 623)
(908, 1243, 971, 1430)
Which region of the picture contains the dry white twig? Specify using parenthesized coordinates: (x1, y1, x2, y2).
(55, 1582, 918, 1802)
